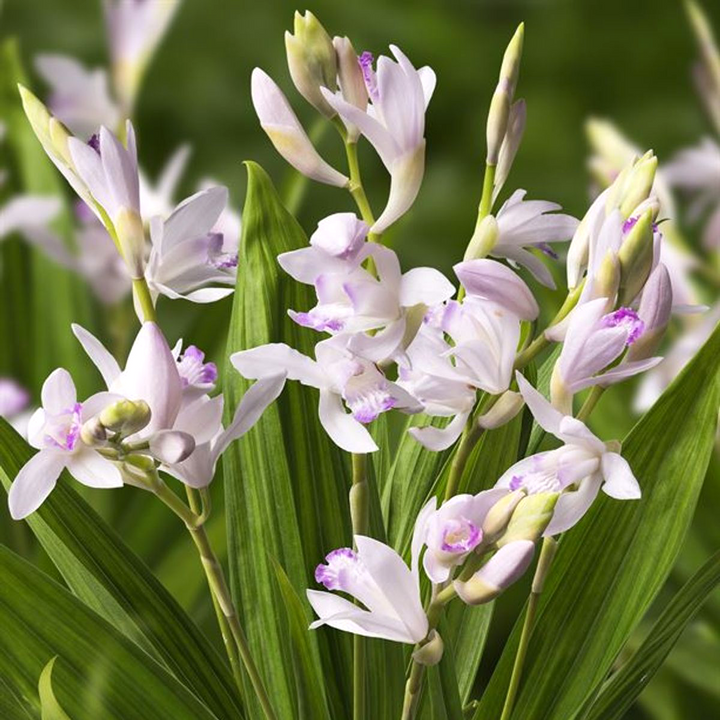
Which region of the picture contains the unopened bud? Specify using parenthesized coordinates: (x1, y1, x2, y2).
(499, 23, 525, 98)
(286, 11, 337, 117)
(549, 365, 573, 416)
(618, 209, 655, 304)
(477, 391, 524, 430)
(120, 453, 157, 489)
(80, 417, 107, 446)
(115, 207, 146, 278)
(486, 83, 511, 165)
(412, 630, 444, 666)
(18, 85, 51, 146)
(481, 489, 525, 543)
(626, 263, 672, 361)
(454, 540, 534, 605)
(464, 215, 499, 261)
(334, 36, 367, 110)
(497, 492, 559, 546)
(494, 99, 526, 200)
(591, 251, 621, 300)
(149, 430, 196, 464)
(619, 154, 657, 218)
(99, 399, 151, 436)
(48, 118, 73, 167)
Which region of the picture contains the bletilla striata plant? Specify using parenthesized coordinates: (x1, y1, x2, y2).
(2, 5, 719, 720)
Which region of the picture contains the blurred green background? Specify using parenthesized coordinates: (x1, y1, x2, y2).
(2, 0, 719, 718)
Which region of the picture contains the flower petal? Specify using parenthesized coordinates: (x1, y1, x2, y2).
(72, 323, 122, 387)
(601, 452, 641, 500)
(400, 267, 455, 308)
(231, 343, 326, 388)
(41, 368, 77, 415)
(409, 412, 469, 451)
(543, 475, 602, 536)
(8, 450, 65, 519)
(66, 448, 123, 489)
(318, 389, 378, 453)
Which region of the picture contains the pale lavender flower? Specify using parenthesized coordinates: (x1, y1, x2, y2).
(496, 372, 641, 535)
(414, 489, 508, 583)
(8, 369, 123, 519)
(0, 379, 30, 419)
(307, 528, 428, 643)
(35, 54, 120, 137)
(251, 68, 349, 187)
(139, 145, 191, 221)
(231, 336, 422, 454)
(490, 190, 579, 288)
(322, 46, 436, 233)
(146, 186, 237, 303)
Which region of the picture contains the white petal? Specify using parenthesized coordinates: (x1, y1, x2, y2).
(409, 412, 469, 451)
(72, 324, 122, 387)
(8, 450, 65, 519)
(400, 267, 455, 308)
(41, 369, 77, 414)
(411, 497, 437, 578)
(318, 389, 378, 453)
(543, 475, 602, 536)
(174, 395, 224, 445)
(161, 187, 228, 252)
(515, 371, 565, 437)
(149, 430, 196, 464)
(601, 452, 641, 499)
(66, 449, 123, 489)
(231, 343, 326, 388)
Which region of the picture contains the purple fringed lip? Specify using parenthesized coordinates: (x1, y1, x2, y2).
(358, 50, 379, 101)
(44, 402, 83, 451)
(440, 518, 482, 553)
(600, 307, 645, 345)
(315, 547, 359, 590)
(178, 345, 218, 387)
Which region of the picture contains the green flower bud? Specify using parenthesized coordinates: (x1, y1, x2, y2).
(285, 11, 337, 117)
(411, 630, 444, 666)
(481, 489, 525, 543)
(477, 391, 524, 430)
(464, 215, 499, 261)
(486, 83, 511, 165)
(120, 453, 157, 489)
(619, 154, 657, 218)
(618, 209, 654, 305)
(99, 399, 151, 436)
(114, 207, 146, 279)
(499, 23, 525, 99)
(80, 417, 107, 447)
(497, 492, 559, 546)
(592, 250, 621, 301)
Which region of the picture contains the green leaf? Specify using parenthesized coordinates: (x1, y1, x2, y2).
(38, 658, 71, 720)
(0, 420, 243, 720)
(0, 546, 220, 720)
(222, 161, 353, 720)
(271, 559, 332, 720)
(581, 549, 720, 720)
(474, 320, 720, 720)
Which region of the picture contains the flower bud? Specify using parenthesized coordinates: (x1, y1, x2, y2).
(626, 263, 672, 361)
(334, 36, 368, 109)
(149, 430, 196, 464)
(477, 391, 524, 430)
(481, 489, 524, 543)
(591, 250, 621, 301)
(464, 215, 499, 261)
(99, 399, 151, 436)
(114, 207, 146, 278)
(619, 153, 657, 219)
(48, 117, 73, 167)
(499, 23, 525, 99)
(497, 492, 559, 546)
(80, 416, 107, 446)
(285, 11, 337, 117)
(493, 99, 526, 200)
(486, 82, 511, 166)
(618, 209, 654, 305)
(120, 452, 157, 489)
(454, 540, 534, 605)
(411, 630, 444, 666)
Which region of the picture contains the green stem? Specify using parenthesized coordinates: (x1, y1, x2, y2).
(477, 163, 497, 220)
(344, 139, 381, 243)
(401, 660, 425, 720)
(499, 537, 558, 720)
(350, 453, 369, 720)
(444, 420, 484, 501)
(132, 277, 156, 323)
(576, 386, 606, 422)
(154, 481, 277, 720)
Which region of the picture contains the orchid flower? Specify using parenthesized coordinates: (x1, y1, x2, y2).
(280, 213, 454, 362)
(307, 529, 428, 644)
(103, 0, 181, 111)
(35, 54, 120, 138)
(8, 369, 123, 519)
(322, 46, 436, 233)
(414, 489, 509, 583)
(550, 297, 662, 412)
(68, 122, 145, 276)
(664, 138, 720, 249)
(231, 336, 422, 453)
(0, 378, 33, 439)
(489, 190, 579, 289)
(139, 144, 191, 221)
(251, 68, 349, 187)
(496, 372, 641, 536)
(146, 186, 237, 303)
(0, 194, 61, 242)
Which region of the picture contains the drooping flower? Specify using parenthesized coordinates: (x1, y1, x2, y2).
(322, 46, 436, 233)
(307, 531, 428, 644)
(35, 54, 120, 137)
(550, 297, 662, 412)
(496, 372, 641, 535)
(145, 186, 237, 303)
(8, 369, 123, 519)
(414, 489, 509, 583)
(489, 190, 579, 288)
(231, 336, 422, 453)
(251, 68, 349, 187)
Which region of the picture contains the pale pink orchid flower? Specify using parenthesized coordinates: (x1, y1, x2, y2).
(251, 68, 349, 188)
(231, 336, 422, 454)
(321, 46, 436, 233)
(496, 372, 641, 536)
(8, 369, 123, 519)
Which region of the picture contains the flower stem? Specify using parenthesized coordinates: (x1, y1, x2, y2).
(576, 386, 606, 422)
(132, 277, 156, 323)
(154, 480, 277, 720)
(499, 536, 558, 720)
(343, 138, 381, 245)
(400, 660, 425, 720)
(350, 453, 369, 720)
(477, 163, 497, 220)
(444, 420, 485, 501)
